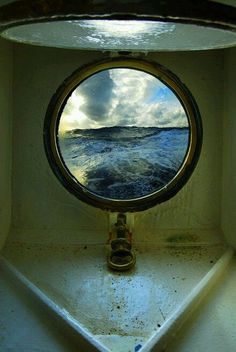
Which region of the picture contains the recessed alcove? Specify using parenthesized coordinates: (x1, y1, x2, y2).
(5, 45, 224, 241)
(0, 32, 236, 352)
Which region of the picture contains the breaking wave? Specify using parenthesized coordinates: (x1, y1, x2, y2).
(58, 126, 189, 199)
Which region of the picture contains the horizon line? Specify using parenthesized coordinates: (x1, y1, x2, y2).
(62, 125, 189, 132)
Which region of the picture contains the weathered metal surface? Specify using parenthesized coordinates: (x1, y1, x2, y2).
(1, 241, 231, 351)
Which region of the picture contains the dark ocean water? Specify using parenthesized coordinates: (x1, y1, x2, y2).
(58, 126, 189, 199)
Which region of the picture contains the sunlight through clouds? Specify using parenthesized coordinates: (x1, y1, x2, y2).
(59, 68, 188, 134)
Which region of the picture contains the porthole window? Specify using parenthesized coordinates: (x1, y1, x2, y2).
(44, 58, 202, 212)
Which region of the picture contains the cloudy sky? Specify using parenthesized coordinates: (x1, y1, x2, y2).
(58, 68, 188, 134)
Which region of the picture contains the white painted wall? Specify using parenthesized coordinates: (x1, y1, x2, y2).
(222, 47, 236, 247)
(10, 47, 108, 244)
(0, 38, 12, 249)
(7, 46, 224, 244)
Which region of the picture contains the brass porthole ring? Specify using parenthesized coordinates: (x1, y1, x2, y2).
(44, 57, 202, 212)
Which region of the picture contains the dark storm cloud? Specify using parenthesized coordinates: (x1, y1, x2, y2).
(78, 70, 114, 122)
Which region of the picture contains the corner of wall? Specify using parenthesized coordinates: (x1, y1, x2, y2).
(0, 38, 13, 249)
(222, 47, 236, 248)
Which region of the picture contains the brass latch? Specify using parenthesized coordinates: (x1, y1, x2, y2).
(108, 213, 136, 271)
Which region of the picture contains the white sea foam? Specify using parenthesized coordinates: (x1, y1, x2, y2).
(58, 126, 189, 199)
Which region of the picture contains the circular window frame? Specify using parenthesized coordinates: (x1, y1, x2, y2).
(44, 57, 202, 212)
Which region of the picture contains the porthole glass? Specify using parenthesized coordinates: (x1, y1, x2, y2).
(44, 58, 202, 212)
(58, 69, 189, 199)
